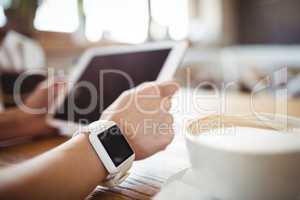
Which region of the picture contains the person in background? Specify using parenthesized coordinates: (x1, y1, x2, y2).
(0, 79, 64, 141)
(0, 80, 179, 200)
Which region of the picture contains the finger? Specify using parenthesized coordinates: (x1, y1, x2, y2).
(135, 98, 161, 114)
(153, 113, 174, 131)
(162, 132, 175, 149)
(157, 125, 175, 150)
(38, 78, 67, 96)
(53, 79, 68, 97)
(37, 78, 67, 105)
(161, 97, 172, 112)
(164, 113, 174, 124)
(137, 81, 161, 96)
(158, 81, 180, 98)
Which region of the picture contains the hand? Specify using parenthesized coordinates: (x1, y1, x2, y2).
(24, 79, 65, 113)
(101, 81, 179, 160)
(18, 79, 66, 136)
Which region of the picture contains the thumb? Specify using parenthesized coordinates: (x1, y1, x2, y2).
(50, 79, 67, 101)
(158, 81, 180, 97)
(38, 78, 67, 106)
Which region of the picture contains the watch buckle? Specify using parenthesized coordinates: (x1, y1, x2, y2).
(104, 172, 130, 187)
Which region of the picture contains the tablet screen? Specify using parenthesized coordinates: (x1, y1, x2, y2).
(54, 48, 171, 124)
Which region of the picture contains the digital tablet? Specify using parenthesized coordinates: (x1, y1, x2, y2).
(48, 41, 187, 135)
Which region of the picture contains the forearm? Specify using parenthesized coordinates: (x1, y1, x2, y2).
(0, 134, 107, 200)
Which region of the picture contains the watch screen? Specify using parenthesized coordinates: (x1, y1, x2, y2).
(98, 125, 134, 167)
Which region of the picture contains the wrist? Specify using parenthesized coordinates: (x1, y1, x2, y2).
(100, 115, 131, 139)
(77, 121, 135, 186)
(67, 133, 108, 181)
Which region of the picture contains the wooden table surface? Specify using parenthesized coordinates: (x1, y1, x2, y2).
(1, 90, 300, 200)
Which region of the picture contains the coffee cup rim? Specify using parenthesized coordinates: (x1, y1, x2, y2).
(185, 113, 300, 154)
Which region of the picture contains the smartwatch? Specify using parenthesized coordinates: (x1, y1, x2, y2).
(73, 120, 135, 187)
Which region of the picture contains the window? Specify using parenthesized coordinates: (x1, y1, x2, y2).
(151, 0, 189, 40)
(0, 5, 6, 27)
(84, 0, 149, 43)
(34, 0, 79, 33)
(33, 0, 189, 43)
(0, 0, 10, 27)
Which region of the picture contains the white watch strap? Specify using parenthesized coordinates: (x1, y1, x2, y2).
(104, 160, 133, 187)
(73, 120, 133, 187)
(72, 120, 111, 138)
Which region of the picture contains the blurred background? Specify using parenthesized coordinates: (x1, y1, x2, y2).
(0, 0, 300, 99)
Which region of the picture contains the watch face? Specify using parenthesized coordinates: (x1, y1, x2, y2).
(98, 125, 134, 167)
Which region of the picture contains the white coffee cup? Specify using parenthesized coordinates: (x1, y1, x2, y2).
(185, 113, 300, 200)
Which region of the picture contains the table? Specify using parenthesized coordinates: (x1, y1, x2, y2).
(1, 91, 300, 200)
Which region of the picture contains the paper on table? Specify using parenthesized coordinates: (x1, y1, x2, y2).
(154, 169, 214, 200)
